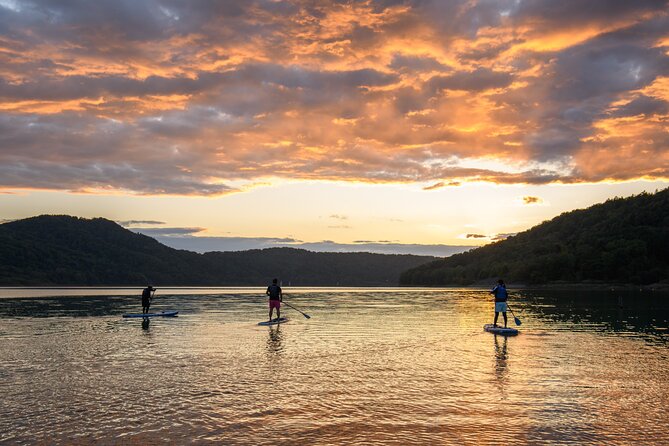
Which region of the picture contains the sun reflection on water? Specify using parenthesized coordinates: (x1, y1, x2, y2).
(0, 288, 667, 444)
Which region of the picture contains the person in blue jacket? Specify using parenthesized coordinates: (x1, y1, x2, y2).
(491, 279, 508, 328)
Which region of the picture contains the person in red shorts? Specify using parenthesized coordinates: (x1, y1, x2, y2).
(266, 278, 283, 321)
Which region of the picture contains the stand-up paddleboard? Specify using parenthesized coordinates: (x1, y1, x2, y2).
(484, 324, 519, 336)
(123, 311, 179, 318)
(258, 317, 288, 326)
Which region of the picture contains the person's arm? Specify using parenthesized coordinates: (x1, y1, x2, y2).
(279, 287, 283, 302)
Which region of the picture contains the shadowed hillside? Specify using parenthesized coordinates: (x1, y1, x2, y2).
(0, 216, 436, 286)
(400, 189, 669, 286)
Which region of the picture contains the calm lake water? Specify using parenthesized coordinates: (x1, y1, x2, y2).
(1, 287, 668, 445)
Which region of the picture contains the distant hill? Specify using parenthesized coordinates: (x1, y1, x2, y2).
(0, 215, 437, 286)
(400, 189, 669, 286)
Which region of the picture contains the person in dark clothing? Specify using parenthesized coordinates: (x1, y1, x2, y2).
(142, 285, 156, 314)
(266, 278, 282, 321)
(491, 279, 508, 328)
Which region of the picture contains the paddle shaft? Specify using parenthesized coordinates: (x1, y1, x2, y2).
(506, 304, 522, 326)
(282, 301, 311, 319)
(506, 292, 523, 325)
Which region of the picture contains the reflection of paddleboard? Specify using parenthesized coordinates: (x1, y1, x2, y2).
(123, 311, 179, 318)
(484, 324, 518, 336)
(258, 317, 288, 326)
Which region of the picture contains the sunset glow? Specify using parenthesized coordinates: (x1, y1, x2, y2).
(1, 1, 668, 252)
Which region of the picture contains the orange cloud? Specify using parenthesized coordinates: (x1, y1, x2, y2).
(523, 196, 543, 205)
(0, 1, 667, 195)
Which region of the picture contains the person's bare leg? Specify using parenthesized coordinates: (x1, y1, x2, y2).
(494, 312, 499, 327)
(503, 312, 508, 328)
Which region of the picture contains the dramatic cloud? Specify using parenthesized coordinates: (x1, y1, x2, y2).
(135, 233, 303, 252)
(491, 233, 517, 241)
(423, 181, 461, 190)
(464, 232, 517, 241)
(118, 220, 166, 226)
(141, 232, 474, 257)
(130, 227, 205, 236)
(0, 0, 668, 194)
(522, 196, 543, 204)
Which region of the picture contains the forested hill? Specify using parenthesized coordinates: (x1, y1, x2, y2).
(400, 189, 669, 286)
(0, 215, 436, 286)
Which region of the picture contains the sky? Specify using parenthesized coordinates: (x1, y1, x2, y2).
(0, 0, 668, 255)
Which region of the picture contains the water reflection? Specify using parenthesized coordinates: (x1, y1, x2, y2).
(493, 334, 509, 396)
(266, 325, 283, 355)
(1, 289, 668, 445)
(141, 318, 150, 331)
(0, 295, 132, 318)
(517, 289, 669, 343)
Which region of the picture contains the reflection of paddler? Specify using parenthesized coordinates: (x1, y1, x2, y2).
(266, 324, 283, 354)
(490, 279, 508, 328)
(493, 334, 509, 388)
(494, 334, 508, 362)
(142, 285, 156, 314)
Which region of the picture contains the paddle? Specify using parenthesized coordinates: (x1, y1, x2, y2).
(506, 304, 522, 326)
(282, 301, 311, 319)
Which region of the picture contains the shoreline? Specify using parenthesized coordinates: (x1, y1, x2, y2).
(1, 282, 669, 291)
(458, 282, 669, 292)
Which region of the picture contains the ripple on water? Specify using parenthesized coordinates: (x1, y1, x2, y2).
(0, 289, 668, 444)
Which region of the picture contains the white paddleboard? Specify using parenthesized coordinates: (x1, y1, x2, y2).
(123, 311, 179, 318)
(258, 317, 288, 326)
(484, 324, 519, 336)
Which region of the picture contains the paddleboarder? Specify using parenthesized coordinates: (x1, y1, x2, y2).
(266, 278, 282, 321)
(142, 285, 156, 314)
(491, 279, 508, 328)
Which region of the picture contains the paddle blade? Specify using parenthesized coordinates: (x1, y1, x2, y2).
(284, 302, 311, 319)
(514, 316, 522, 326)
